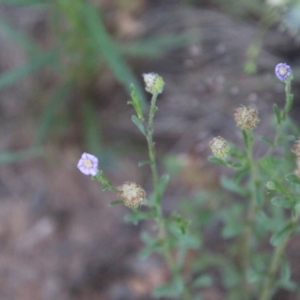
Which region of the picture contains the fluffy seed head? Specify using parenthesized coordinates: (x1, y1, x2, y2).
(234, 106, 259, 130)
(209, 136, 230, 159)
(117, 182, 146, 208)
(275, 63, 292, 81)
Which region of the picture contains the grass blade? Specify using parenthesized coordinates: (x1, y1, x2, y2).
(83, 3, 146, 107)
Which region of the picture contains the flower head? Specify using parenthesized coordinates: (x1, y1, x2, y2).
(142, 72, 164, 94)
(77, 152, 98, 176)
(234, 106, 259, 130)
(117, 181, 146, 208)
(275, 63, 292, 81)
(209, 136, 230, 159)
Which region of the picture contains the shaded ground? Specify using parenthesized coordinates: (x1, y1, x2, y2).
(0, 1, 300, 299)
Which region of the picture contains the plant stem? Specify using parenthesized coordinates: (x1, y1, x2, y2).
(259, 238, 289, 300)
(265, 79, 293, 157)
(240, 130, 258, 299)
(146, 93, 159, 194)
(145, 93, 191, 299)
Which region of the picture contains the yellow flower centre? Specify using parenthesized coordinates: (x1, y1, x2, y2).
(84, 159, 92, 168)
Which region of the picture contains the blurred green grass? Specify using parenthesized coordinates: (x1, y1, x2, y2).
(0, 0, 196, 164)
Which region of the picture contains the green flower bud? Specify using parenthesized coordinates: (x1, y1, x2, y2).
(142, 72, 164, 95)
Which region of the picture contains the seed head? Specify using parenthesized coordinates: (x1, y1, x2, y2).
(209, 136, 230, 159)
(117, 182, 146, 208)
(142, 72, 164, 95)
(275, 63, 292, 81)
(234, 106, 259, 130)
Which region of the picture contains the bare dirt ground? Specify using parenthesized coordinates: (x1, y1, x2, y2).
(0, 1, 300, 299)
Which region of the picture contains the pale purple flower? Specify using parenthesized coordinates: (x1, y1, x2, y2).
(275, 63, 291, 81)
(77, 152, 98, 176)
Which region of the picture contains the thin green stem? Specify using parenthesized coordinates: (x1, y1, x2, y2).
(259, 238, 289, 300)
(240, 130, 258, 299)
(146, 93, 159, 193)
(145, 92, 191, 299)
(264, 79, 293, 157)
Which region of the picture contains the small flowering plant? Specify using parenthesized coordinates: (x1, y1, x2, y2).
(77, 64, 300, 299)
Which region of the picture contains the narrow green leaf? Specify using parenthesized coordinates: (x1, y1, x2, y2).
(270, 222, 294, 246)
(83, 3, 146, 106)
(109, 200, 123, 206)
(34, 84, 71, 146)
(271, 196, 293, 209)
(191, 275, 213, 288)
(138, 160, 150, 167)
(124, 211, 151, 225)
(157, 174, 170, 198)
(208, 156, 227, 166)
(273, 103, 281, 125)
(0, 148, 41, 164)
(260, 136, 273, 146)
(286, 174, 300, 185)
(128, 84, 144, 120)
(131, 115, 146, 136)
(280, 257, 291, 283)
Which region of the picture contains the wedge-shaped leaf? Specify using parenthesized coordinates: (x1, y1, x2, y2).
(131, 115, 146, 136)
(221, 176, 247, 196)
(191, 275, 213, 288)
(152, 275, 184, 298)
(286, 174, 300, 185)
(270, 222, 294, 246)
(271, 196, 293, 209)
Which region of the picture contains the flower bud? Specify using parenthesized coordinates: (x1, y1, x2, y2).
(209, 136, 230, 159)
(142, 72, 164, 95)
(234, 106, 259, 130)
(117, 182, 146, 208)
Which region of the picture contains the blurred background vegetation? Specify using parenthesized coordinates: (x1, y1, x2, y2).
(0, 0, 300, 299)
(0, 0, 299, 164)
